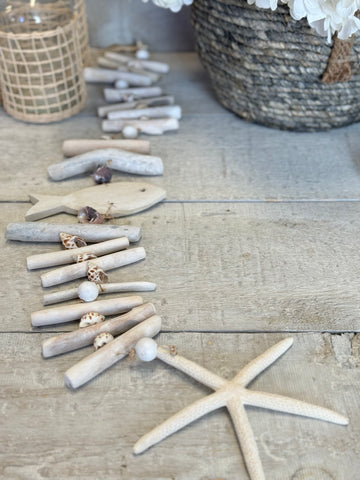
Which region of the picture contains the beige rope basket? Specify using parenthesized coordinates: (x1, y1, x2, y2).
(0, 2, 87, 123)
(191, 0, 360, 131)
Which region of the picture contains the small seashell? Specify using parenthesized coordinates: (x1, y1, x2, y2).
(94, 332, 114, 350)
(60, 232, 87, 249)
(87, 262, 109, 284)
(122, 125, 139, 139)
(79, 311, 105, 328)
(73, 253, 97, 263)
(77, 206, 105, 224)
(93, 164, 113, 184)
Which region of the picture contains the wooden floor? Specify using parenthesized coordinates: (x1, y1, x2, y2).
(1, 53, 360, 480)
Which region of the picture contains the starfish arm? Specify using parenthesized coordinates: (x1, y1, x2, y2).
(227, 397, 266, 480)
(134, 389, 228, 455)
(157, 346, 227, 390)
(244, 390, 349, 426)
(234, 338, 294, 387)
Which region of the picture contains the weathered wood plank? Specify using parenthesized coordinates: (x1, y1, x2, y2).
(3, 202, 360, 333)
(0, 332, 358, 479)
(1, 53, 360, 202)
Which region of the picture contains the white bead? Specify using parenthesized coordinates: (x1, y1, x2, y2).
(115, 79, 129, 88)
(77, 281, 99, 302)
(136, 49, 150, 60)
(135, 337, 158, 362)
(122, 125, 138, 139)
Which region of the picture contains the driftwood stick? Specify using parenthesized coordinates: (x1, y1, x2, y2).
(104, 52, 170, 74)
(97, 96, 175, 118)
(98, 56, 127, 70)
(27, 237, 129, 270)
(41, 247, 146, 287)
(42, 302, 156, 357)
(104, 86, 162, 103)
(64, 314, 161, 388)
(48, 148, 163, 181)
(84, 67, 152, 86)
(6, 223, 141, 243)
(127, 68, 160, 84)
(104, 51, 131, 64)
(43, 281, 157, 306)
(31, 295, 143, 327)
(107, 105, 181, 121)
(102, 118, 179, 135)
(62, 139, 151, 156)
(128, 59, 170, 74)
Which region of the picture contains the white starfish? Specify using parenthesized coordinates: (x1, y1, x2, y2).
(134, 338, 348, 480)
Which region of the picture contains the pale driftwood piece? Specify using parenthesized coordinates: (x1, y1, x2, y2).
(104, 86, 162, 103)
(31, 295, 143, 327)
(98, 55, 160, 81)
(128, 59, 170, 74)
(42, 302, 156, 357)
(97, 96, 175, 118)
(48, 149, 163, 181)
(6, 223, 141, 243)
(98, 56, 127, 70)
(84, 67, 152, 86)
(26, 183, 167, 221)
(134, 339, 348, 480)
(104, 52, 169, 74)
(64, 315, 162, 389)
(43, 281, 157, 306)
(102, 118, 179, 135)
(104, 51, 131, 64)
(127, 67, 160, 84)
(41, 247, 146, 287)
(62, 139, 151, 156)
(27, 237, 129, 270)
(107, 105, 182, 121)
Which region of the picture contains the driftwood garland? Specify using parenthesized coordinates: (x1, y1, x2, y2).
(40, 247, 146, 287)
(27, 237, 129, 270)
(31, 296, 143, 327)
(6, 223, 142, 243)
(64, 315, 162, 389)
(48, 148, 164, 181)
(42, 303, 156, 357)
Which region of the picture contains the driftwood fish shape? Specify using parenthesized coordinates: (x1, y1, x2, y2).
(25, 182, 166, 221)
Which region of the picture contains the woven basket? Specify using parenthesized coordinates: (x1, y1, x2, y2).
(191, 0, 360, 131)
(0, 3, 87, 123)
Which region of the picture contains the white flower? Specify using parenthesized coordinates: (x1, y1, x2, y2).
(248, 0, 278, 10)
(269, 0, 360, 40)
(143, 0, 193, 12)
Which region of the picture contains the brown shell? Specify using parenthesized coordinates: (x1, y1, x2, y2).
(87, 262, 109, 284)
(60, 232, 87, 249)
(73, 253, 97, 263)
(77, 206, 105, 224)
(79, 311, 106, 328)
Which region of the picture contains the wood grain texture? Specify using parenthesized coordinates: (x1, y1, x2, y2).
(0, 332, 358, 479)
(3, 202, 360, 333)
